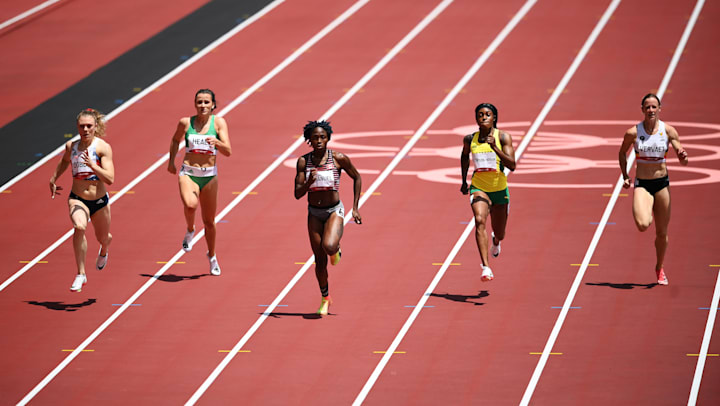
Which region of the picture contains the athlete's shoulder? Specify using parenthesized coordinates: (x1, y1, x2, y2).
(463, 133, 475, 143)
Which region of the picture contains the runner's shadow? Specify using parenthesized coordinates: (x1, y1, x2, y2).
(586, 282, 657, 290)
(26, 298, 97, 311)
(139, 273, 209, 282)
(429, 290, 489, 306)
(263, 312, 325, 320)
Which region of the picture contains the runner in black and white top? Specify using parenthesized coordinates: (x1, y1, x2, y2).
(294, 120, 362, 316)
(618, 93, 688, 285)
(50, 108, 115, 292)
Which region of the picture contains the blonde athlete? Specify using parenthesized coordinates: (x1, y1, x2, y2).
(461, 103, 516, 282)
(619, 93, 688, 285)
(50, 108, 115, 292)
(168, 89, 231, 276)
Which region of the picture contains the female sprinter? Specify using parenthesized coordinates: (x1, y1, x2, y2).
(168, 89, 231, 276)
(49, 108, 114, 292)
(294, 120, 362, 316)
(460, 103, 516, 282)
(618, 93, 688, 285)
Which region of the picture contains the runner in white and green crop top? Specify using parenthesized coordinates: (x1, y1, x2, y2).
(168, 89, 232, 276)
(460, 103, 516, 283)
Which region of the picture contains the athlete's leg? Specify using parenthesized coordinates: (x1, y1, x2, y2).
(179, 175, 200, 233)
(632, 186, 654, 232)
(652, 187, 671, 271)
(471, 191, 491, 267)
(490, 203, 509, 243)
(68, 198, 90, 275)
(322, 211, 344, 257)
(199, 177, 219, 257)
(308, 214, 329, 289)
(90, 204, 112, 256)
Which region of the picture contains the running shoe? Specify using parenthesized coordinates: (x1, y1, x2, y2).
(330, 247, 342, 266)
(182, 229, 195, 252)
(70, 274, 87, 292)
(491, 232, 501, 258)
(481, 266, 494, 282)
(207, 253, 221, 276)
(317, 296, 332, 316)
(656, 268, 668, 285)
(96, 249, 108, 271)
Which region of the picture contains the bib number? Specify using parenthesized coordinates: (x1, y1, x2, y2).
(472, 151, 497, 172)
(309, 170, 334, 191)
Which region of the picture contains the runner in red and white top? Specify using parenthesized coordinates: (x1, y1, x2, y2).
(619, 93, 689, 285)
(294, 120, 362, 316)
(49, 108, 115, 292)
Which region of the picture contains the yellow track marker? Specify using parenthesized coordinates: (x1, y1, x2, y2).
(232, 191, 257, 195)
(360, 192, 381, 196)
(686, 354, 719, 357)
(156, 261, 185, 264)
(218, 350, 251, 353)
(132, 87, 142, 92)
(433, 262, 461, 266)
(530, 352, 562, 355)
(20, 261, 48, 264)
(571, 264, 598, 267)
(603, 193, 627, 197)
(373, 351, 406, 354)
(343, 88, 364, 93)
(404, 135, 428, 139)
(110, 190, 134, 194)
(64, 133, 74, 138)
(1, 190, 11, 193)
(62, 349, 94, 352)
(295, 262, 315, 265)
(710, 265, 720, 268)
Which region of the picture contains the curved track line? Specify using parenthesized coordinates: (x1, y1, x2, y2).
(352, 0, 622, 404)
(520, 1, 705, 405)
(0, 0, 285, 194)
(185, 1, 455, 403)
(0, 0, 61, 31)
(0, 0, 367, 294)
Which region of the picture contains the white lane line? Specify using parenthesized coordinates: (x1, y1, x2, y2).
(0, 0, 286, 193)
(521, 1, 705, 405)
(0, 0, 366, 293)
(0, 0, 61, 31)
(15, 1, 375, 403)
(689, 269, 720, 406)
(351, 0, 624, 402)
(185, 1, 455, 404)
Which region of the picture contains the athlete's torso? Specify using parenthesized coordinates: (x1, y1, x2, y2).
(635, 120, 668, 164)
(185, 115, 219, 156)
(305, 149, 341, 192)
(71, 138, 101, 181)
(470, 129, 507, 192)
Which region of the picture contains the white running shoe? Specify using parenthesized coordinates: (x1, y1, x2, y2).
(182, 229, 195, 252)
(96, 249, 108, 270)
(481, 266, 494, 282)
(208, 253, 221, 276)
(491, 232, 501, 258)
(70, 274, 87, 292)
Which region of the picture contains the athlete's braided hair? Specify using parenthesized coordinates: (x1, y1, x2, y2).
(76, 108, 106, 138)
(641, 93, 661, 107)
(303, 120, 333, 142)
(475, 103, 498, 127)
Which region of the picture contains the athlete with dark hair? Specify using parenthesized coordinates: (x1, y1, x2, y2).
(168, 89, 231, 275)
(294, 120, 362, 315)
(618, 93, 688, 285)
(460, 103, 516, 282)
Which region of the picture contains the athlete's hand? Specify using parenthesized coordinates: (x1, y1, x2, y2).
(677, 148, 688, 165)
(80, 150, 95, 169)
(460, 182, 469, 195)
(206, 137, 218, 148)
(622, 177, 631, 189)
(167, 161, 177, 174)
(486, 132, 497, 149)
(352, 208, 362, 225)
(50, 181, 63, 199)
(306, 169, 317, 185)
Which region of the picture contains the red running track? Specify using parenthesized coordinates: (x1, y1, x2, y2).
(0, 0, 718, 405)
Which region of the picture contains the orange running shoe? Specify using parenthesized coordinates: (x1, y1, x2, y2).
(317, 296, 333, 316)
(656, 268, 668, 285)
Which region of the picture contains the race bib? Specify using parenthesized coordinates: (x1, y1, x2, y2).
(472, 151, 497, 172)
(309, 169, 335, 191)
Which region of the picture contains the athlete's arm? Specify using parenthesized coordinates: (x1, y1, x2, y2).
(294, 156, 315, 199)
(335, 151, 362, 224)
(492, 130, 516, 171)
(49, 141, 72, 198)
(168, 117, 189, 174)
(210, 116, 232, 157)
(460, 134, 472, 195)
(666, 124, 688, 166)
(88, 140, 114, 185)
(618, 127, 636, 188)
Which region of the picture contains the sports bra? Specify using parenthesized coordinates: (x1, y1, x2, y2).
(71, 138, 101, 181)
(185, 115, 218, 155)
(304, 149, 341, 192)
(635, 120, 668, 164)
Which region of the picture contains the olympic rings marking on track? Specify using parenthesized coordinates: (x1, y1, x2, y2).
(283, 120, 720, 188)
